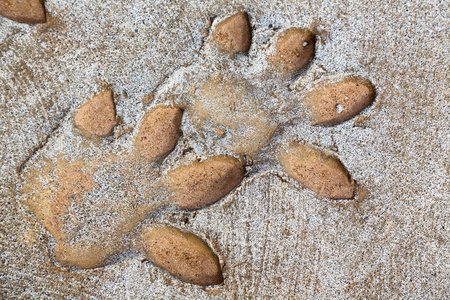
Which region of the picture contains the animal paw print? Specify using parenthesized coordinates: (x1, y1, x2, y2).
(19, 11, 375, 286)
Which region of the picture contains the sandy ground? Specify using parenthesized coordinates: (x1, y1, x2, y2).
(1, 0, 449, 299)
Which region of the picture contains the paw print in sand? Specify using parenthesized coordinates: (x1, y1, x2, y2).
(19, 11, 375, 286)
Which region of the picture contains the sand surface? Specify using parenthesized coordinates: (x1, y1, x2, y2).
(1, 0, 449, 299)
